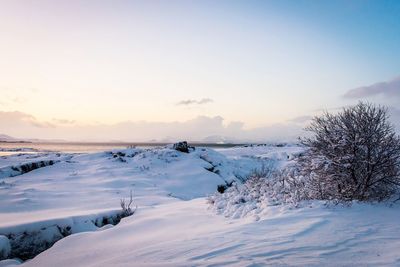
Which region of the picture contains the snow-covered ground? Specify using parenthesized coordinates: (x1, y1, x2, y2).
(0, 145, 399, 266)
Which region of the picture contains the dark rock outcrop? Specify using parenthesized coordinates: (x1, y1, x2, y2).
(173, 141, 195, 153)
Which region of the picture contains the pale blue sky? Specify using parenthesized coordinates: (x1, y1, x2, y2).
(0, 0, 399, 140)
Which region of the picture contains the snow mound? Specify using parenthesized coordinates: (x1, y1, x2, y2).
(3, 144, 397, 266)
(208, 174, 297, 220)
(0, 145, 268, 262)
(0, 236, 10, 259)
(16, 199, 400, 267)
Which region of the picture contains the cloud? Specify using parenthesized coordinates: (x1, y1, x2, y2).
(339, 76, 400, 130)
(0, 111, 55, 130)
(5, 104, 400, 143)
(287, 115, 313, 124)
(12, 97, 27, 104)
(0, 111, 34, 122)
(52, 118, 76, 125)
(343, 76, 400, 99)
(30, 121, 56, 128)
(197, 98, 213, 104)
(0, 111, 55, 139)
(176, 98, 213, 106)
(387, 106, 400, 131)
(0, 86, 39, 107)
(0, 110, 306, 142)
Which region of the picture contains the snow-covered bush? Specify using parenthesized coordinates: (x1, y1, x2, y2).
(299, 102, 400, 202)
(208, 163, 306, 218)
(209, 103, 400, 218)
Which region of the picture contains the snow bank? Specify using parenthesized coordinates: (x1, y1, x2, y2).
(0, 160, 58, 179)
(0, 209, 131, 261)
(2, 144, 396, 266)
(0, 148, 38, 152)
(0, 259, 21, 267)
(0, 236, 10, 259)
(0, 145, 266, 262)
(16, 199, 400, 267)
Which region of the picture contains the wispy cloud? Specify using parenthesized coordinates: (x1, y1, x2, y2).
(0, 86, 39, 107)
(30, 121, 55, 128)
(52, 118, 76, 125)
(12, 97, 27, 104)
(343, 76, 400, 98)
(287, 115, 313, 124)
(176, 98, 213, 106)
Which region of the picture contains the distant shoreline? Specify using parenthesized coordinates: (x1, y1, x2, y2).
(0, 141, 295, 154)
(0, 140, 32, 143)
(0, 141, 245, 149)
(0, 141, 249, 155)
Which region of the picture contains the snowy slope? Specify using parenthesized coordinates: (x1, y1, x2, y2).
(20, 200, 400, 267)
(1, 145, 399, 266)
(0, 146, 263, 232)
(0, 146, 264, 263)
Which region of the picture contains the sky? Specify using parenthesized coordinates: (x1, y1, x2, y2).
(1, 0, 400, 142)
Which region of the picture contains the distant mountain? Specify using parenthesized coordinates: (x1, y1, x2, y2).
(0, 134, 32, 143)
(0, 134, 18, 141)
(0, 134, 67, 143)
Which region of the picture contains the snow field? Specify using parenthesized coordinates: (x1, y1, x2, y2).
(0, 144, 398, 266)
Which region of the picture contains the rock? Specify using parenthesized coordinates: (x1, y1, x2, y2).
(173, 141, 194, 153)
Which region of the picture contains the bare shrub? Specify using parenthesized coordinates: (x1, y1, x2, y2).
(120, 190, 137, 216)
(299, 102, 400, 202)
